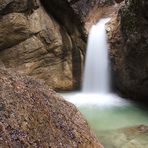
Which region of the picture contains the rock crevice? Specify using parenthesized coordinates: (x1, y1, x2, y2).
(0, 0, 86, 91)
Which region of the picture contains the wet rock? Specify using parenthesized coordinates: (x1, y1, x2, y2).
(98, 125, 148, 148)
(108, 0, 148, 101)
(0, 68, 103, 147)
(71, 0, 116, 32)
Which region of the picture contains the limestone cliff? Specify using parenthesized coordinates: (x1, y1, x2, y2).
(0, 0, 116, 91)
(0, 0, 86, 91)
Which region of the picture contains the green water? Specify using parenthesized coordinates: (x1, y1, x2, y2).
(79, 105, 148, 131)
(78, 104, 148, 148)
(63, 93, 148, 147)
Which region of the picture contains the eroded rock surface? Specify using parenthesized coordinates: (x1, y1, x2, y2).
(0, 0, 117, 91)
(108, 0, 148, 100)
(0, 68, 103, 147)
(70, 0, 116, 32)
(0, 0, 86, 91)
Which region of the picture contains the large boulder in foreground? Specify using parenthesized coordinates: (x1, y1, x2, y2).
(108, 0, 148, 101)
(0, 68, 102, 147)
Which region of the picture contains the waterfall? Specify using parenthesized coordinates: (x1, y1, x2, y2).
(82, 18, 110, 93)
(64, 18, 128, 107)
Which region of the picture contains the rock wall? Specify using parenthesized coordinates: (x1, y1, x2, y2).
(108, 0, 148, 100)
(0, 0, 116, 91)
(0, 68, 103, 147)
(0, 0, 86, 91)
(72, 0, 116, 32)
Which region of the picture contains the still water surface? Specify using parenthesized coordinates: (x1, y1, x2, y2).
(62, 93, 148, 147)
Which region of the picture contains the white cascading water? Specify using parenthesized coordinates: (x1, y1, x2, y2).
(63, 18, 148, 133)
(82, 18, 110, 93)
(65, 18, 128, 107)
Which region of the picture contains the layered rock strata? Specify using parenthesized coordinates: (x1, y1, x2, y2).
(0, 0, 117, 91)
(0, 0, 86, 91)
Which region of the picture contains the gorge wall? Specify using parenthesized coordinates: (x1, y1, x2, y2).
(108, 0, 148, 101)
(0, 0, 116, 91)
(0, 0, 86, 91)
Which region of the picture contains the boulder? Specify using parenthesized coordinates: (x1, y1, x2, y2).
(0, 68, 103, 147)
(108, 0, 148, 100)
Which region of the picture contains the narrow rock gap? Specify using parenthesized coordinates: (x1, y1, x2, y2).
(39, 0, 84, 90)
(39, 0, 86, 40)
(39, 0, 63, 26)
